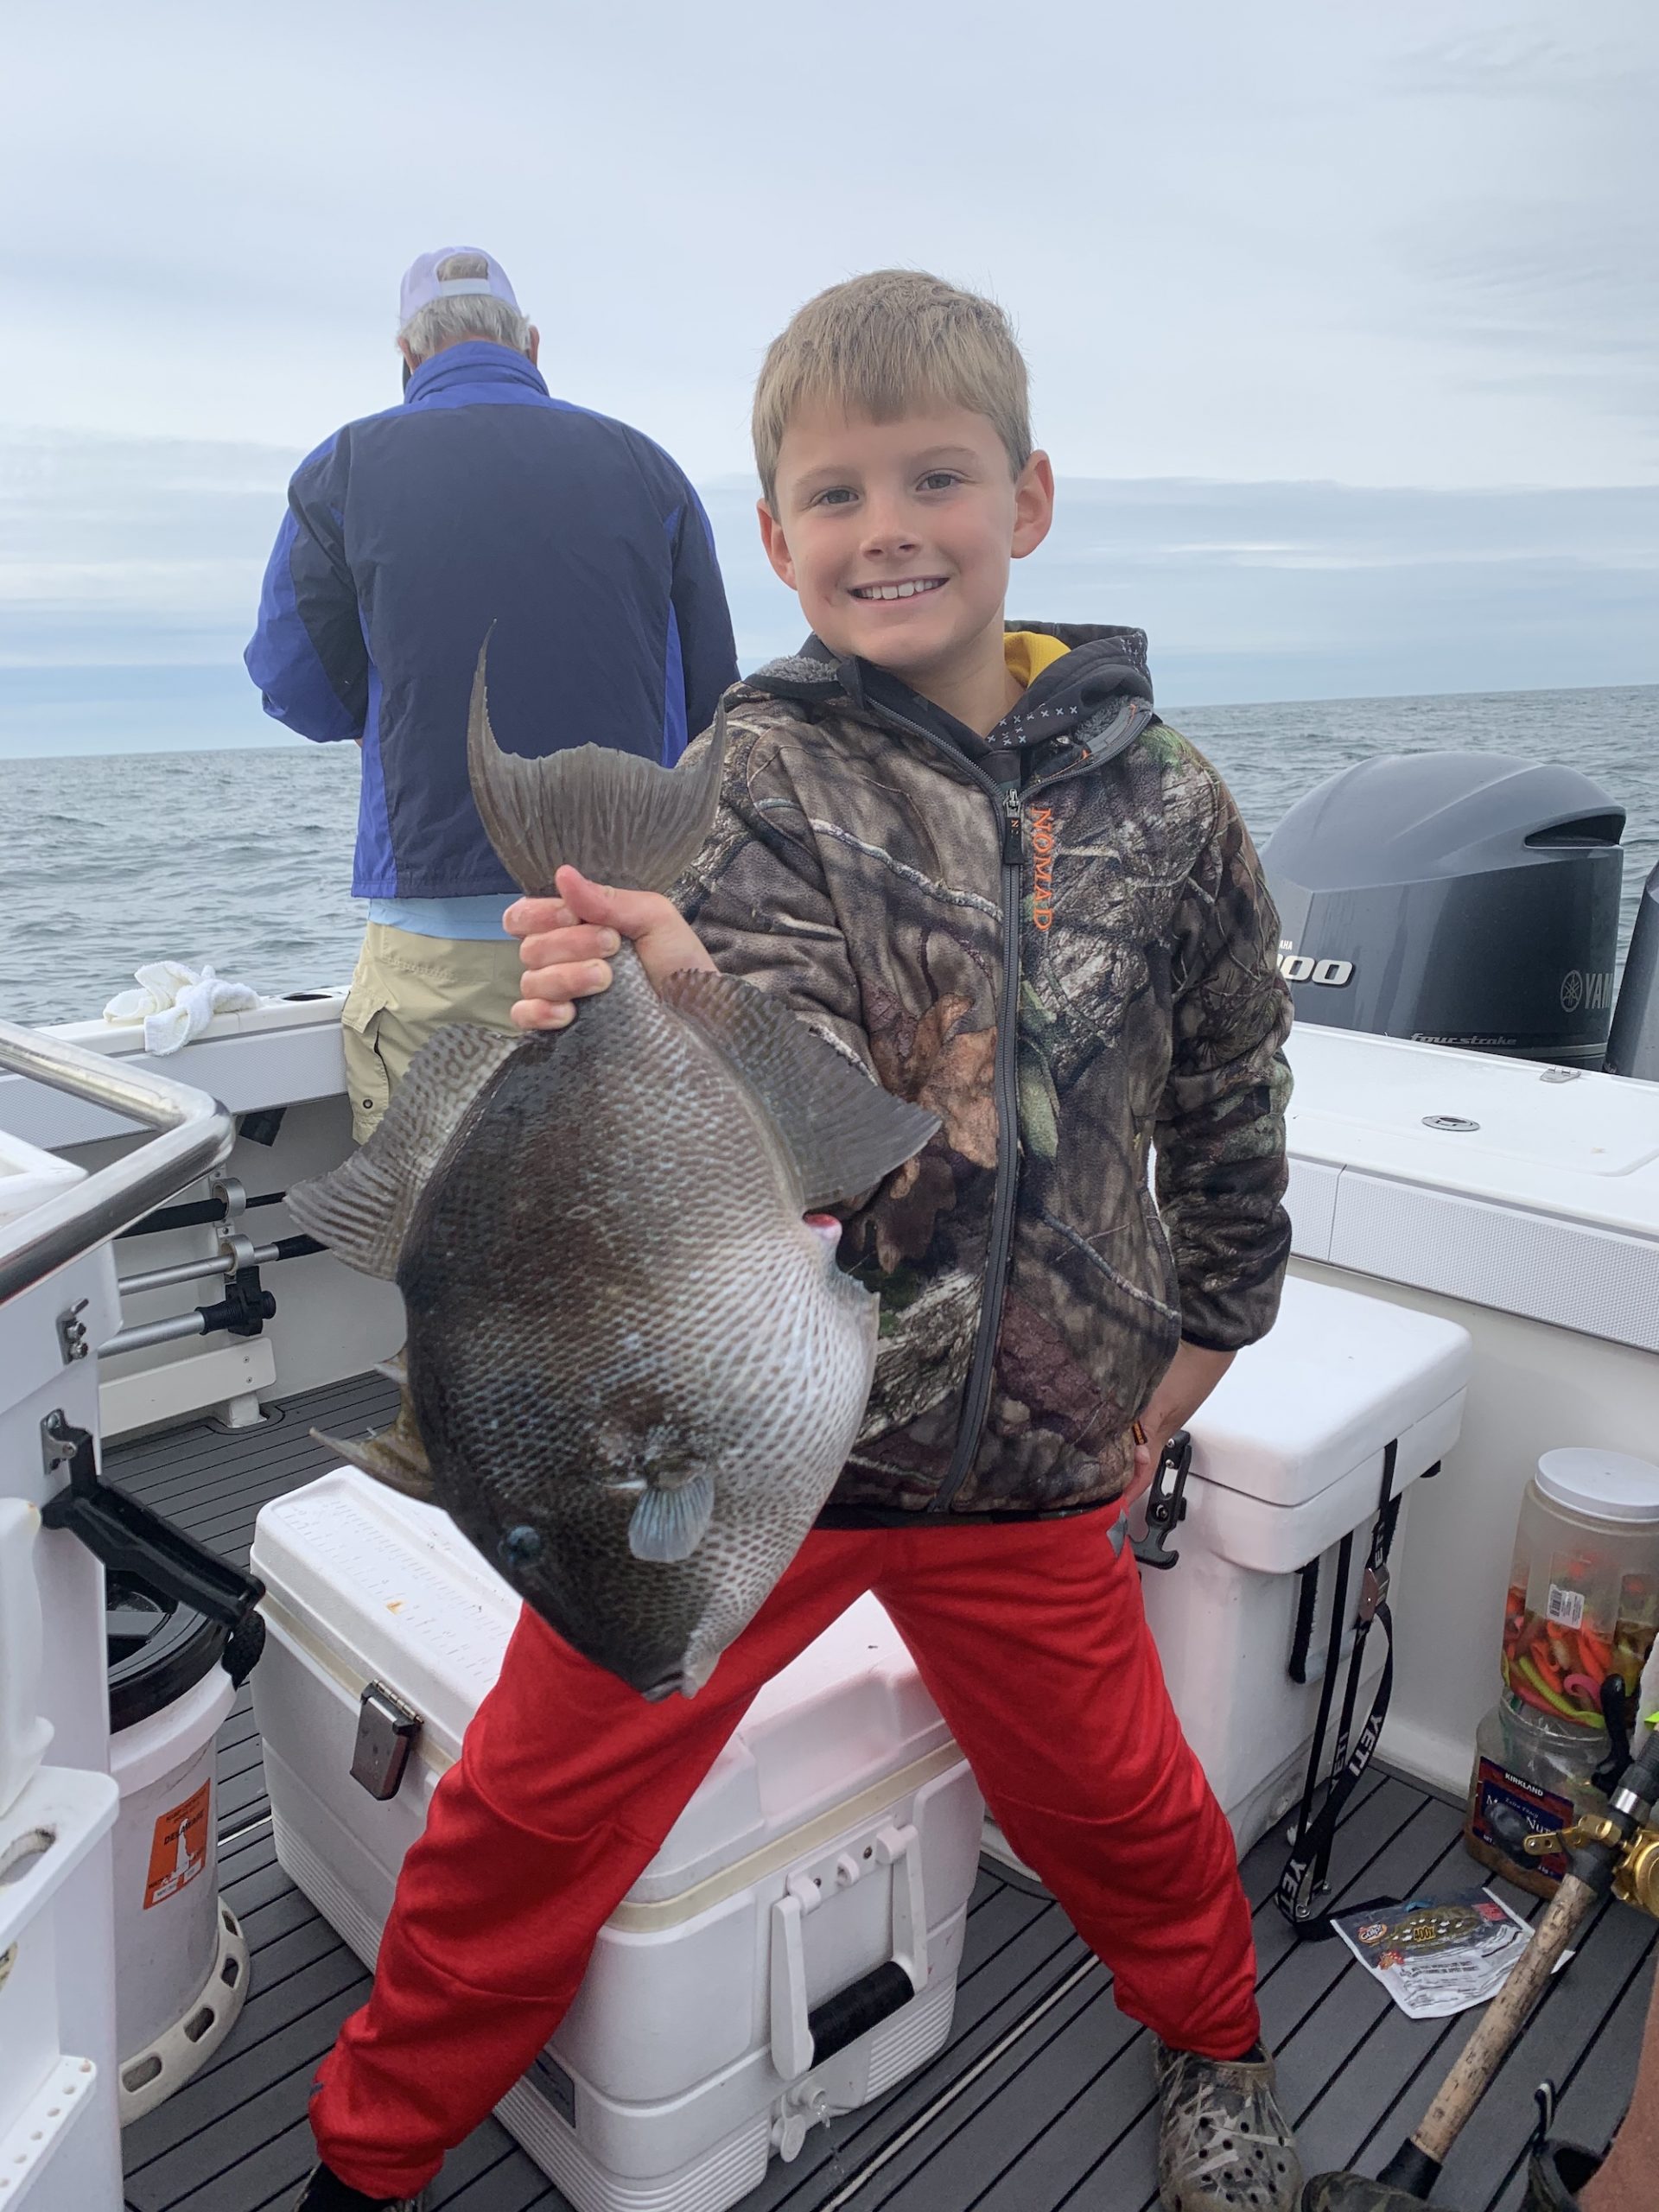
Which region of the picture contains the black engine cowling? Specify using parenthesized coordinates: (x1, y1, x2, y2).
(1605, 858, 1659, 1081)
(1262, 752, 1625, 1067)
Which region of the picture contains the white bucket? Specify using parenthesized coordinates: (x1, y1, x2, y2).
(109, 1663, 249, 2122)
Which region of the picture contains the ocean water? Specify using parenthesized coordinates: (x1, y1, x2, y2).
(3, 683, 1654, 1032)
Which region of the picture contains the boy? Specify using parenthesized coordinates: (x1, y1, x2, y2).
(296, 270, 1297, 2212)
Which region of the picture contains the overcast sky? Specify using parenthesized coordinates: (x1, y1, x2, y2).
(2, 0, 1655, 747)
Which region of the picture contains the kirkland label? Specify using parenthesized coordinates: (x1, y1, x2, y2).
(1471, 1758, 1572, 1883)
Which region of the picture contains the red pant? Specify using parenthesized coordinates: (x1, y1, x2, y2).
(312, 1511, 1259, 2199)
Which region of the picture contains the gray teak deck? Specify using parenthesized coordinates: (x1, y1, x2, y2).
(112, 1374, 1656, 2212)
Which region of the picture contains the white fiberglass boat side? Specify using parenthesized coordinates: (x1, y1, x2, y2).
(1281, 1022, 1659, 1803)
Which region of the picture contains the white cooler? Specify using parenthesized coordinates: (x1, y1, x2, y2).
(251, 1480, 984, 2212)
(1129, 1274, 1471, 1853)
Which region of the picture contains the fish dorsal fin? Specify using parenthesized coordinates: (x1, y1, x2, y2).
(659, 971, 938, 1210)
(287, 1023, 522, 1279)
(467, 646, 728, 897)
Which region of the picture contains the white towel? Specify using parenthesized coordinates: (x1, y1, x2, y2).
(103, 961, 263, 1056)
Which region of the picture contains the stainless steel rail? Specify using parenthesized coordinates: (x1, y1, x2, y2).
(100, 1309, 221, 1357)
(116, 1235, 315, 1302)
(0, 1020, 235, 1305)
(117, 1249, 248, 1298)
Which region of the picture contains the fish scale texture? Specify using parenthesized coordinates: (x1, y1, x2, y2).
(398, 946, 883, 1694)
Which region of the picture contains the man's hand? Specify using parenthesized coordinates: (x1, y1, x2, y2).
(505, 865, 715, 1032)
(1125, 1341, 1236, 1504)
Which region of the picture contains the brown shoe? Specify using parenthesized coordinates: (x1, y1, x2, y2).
(1154, 2038, 1302, 2211)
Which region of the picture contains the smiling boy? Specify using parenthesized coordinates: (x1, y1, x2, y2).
(296, 271, 1297, 2212)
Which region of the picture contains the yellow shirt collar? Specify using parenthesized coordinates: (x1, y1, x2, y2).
(1003, 630, 1071, 690)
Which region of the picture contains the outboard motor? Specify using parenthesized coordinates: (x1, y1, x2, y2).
(1262, 752, 1624, 1067)
(1605, 857, 1659, 1081)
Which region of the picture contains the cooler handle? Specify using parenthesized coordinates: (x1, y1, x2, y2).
(769, 1821, 929, 2082)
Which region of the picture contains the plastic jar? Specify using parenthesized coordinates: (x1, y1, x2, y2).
(1465, 1692, 1610, 1897)
(1499, 1447, 1659, 1729)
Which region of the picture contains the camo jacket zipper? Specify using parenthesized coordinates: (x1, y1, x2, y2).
(854, 693, 1154, 1513)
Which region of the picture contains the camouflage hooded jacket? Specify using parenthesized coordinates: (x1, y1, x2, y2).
(676, 623, 1293, 1522)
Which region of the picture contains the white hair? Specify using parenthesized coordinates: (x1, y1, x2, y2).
(399, 251, 531, 362)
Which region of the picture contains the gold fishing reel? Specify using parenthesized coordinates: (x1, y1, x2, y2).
(1611, 1821, 1659, 1917)
(1523, 1812, 1659, 1918)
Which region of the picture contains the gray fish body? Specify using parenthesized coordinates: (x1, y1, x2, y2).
(289, 648, 936, 1698)
(398, 946, 878, 1694)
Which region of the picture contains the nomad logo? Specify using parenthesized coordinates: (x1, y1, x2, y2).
(1560, 969, 1614, 1014)
(1279, 953, 1355, 987)
(1031, 806, 1058, 931)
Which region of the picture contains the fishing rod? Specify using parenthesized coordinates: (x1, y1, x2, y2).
(1302, 1721, 1659, 2210)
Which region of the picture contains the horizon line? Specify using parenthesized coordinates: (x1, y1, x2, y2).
(2, 423, 1656, 503)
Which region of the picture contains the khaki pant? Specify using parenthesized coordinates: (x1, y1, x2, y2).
(341, 923, 523, 1143)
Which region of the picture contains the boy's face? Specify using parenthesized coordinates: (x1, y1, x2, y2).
(759, 404, 1053, 688)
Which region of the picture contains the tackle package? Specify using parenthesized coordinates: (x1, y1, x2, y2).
(1331, 1887, 1543, 2020)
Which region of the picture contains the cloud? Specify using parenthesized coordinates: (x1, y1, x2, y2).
(1392, 18, 1655, 104)
(2, 4, 1655, 490)
(0, 428, 289, 664)
(1377, 12, 1659, 448)
(0, 429, 1652, 756)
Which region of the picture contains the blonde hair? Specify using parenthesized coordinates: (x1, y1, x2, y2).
(752, 270, 1032, 505)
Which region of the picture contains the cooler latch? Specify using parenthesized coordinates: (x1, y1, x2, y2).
(352, 1682, 422, 1801)
(1132, 1430, 1192, 1573)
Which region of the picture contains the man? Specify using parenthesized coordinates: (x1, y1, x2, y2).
(246, 247, 738, 1140)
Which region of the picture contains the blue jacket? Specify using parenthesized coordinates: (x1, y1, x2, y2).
(245, 344, 739, 899)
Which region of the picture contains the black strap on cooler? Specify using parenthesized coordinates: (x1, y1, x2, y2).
(1276, 1439, 1408, 1939)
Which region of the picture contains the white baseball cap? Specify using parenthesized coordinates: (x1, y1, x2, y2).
(398, 248, 520, 327)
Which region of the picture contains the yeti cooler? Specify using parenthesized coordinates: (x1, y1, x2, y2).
(1129, 1274, 1471, 1854)
(251, 1475, 982, 2212)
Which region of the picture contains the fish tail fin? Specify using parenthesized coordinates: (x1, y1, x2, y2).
(311, 1422, 436, 1503)
(467, 641, 728, 897)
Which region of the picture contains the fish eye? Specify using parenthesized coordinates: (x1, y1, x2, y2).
(499, 1523, 544, 1567)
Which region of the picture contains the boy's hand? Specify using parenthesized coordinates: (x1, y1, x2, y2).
(1126, 1342, 1236, 1505)
(505, 865, 715, 1031)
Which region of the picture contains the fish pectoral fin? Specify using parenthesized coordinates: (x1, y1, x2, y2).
(626, 1471, 715, 1564)
(310, 1424, 437, 1503)
(659, 970, 940, 1210)
(286, 1023, 521, 1279)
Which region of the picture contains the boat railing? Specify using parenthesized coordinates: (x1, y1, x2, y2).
(0, 1019, 234, 1306)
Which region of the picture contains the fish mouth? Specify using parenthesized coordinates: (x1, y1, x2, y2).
(804, 1212, 843, 1248)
